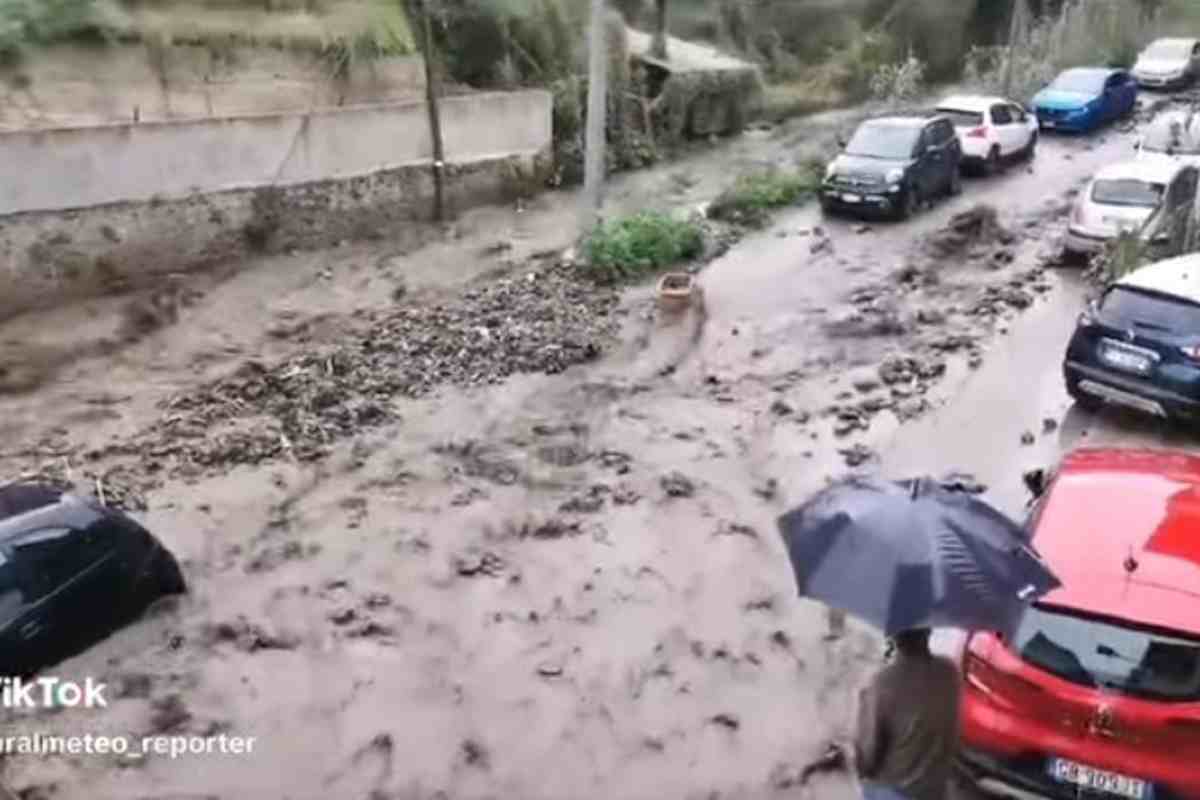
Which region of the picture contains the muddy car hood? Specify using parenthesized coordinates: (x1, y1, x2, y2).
(828, 153, 911, 179)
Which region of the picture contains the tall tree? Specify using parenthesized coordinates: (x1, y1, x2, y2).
(651, 0, 668, 59)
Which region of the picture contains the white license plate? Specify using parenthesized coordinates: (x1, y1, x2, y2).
(841, 193, 862, 203)
(1049, 758, 1148, 800)
(1043, 121, 1057, 128)
(1102, 346, 1151, 373)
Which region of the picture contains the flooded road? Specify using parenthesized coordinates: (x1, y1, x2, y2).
(0, 108, 1174, 800)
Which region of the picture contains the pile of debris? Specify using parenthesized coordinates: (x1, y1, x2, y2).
(923, 204, 1016, 259)
(104, 265, 623, 476)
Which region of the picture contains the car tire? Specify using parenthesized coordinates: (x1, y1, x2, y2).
(1022, 132, 1038, 161)
(983, 146, 1001, 177)
(948, 166, 963, 197)
(1066, 379, 1104, 412)
(896, 188, 918, 221)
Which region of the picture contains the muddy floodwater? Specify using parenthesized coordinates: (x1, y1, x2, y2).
(0, 103, 1181, 800)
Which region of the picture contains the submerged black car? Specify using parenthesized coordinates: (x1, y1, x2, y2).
(820, 113, 963, 220)
(1064, 253, 1200, 420)
(0, 484, 185, 676)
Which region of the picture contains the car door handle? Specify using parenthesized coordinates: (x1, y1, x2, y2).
(19, 621, 43, 639)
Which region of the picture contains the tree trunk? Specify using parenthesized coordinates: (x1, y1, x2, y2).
(419, 0, 446, 222)
(651, 0, 668, 60)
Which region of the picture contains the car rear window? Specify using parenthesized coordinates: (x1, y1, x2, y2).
(1015, 604, 1200, 702)
(1091, 178, 1165, 207)
(1100, 286, 1200, 333)
(937, 109, 983, 128)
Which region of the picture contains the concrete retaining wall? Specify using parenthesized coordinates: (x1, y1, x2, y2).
(0, 90, 552, 319)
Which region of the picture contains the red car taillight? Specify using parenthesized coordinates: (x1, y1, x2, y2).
(963, 633, 1046, 710)
(966, 126, 989, 139)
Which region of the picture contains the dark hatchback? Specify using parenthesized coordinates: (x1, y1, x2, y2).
(820, 113, 962, 220)
(1064, 255, 1200, 420)
(0, 484, 185, 676)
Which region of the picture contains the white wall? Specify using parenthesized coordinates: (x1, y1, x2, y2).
(0, 90, 551, 216)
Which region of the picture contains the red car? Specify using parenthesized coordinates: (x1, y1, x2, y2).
(958, 447, 1200, 800)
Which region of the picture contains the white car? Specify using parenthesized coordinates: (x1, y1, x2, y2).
(1066, 159, 1200, 255)
(1132, 37, 1200, 90)
(935, 95, 1038, 176)
(1135, 109, 1200, 168)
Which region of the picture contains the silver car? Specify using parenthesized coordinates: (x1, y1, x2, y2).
(1133, 37, 1200, 90)
(1065, 158, 1199, 256)
(1135, 109, 1200, 168)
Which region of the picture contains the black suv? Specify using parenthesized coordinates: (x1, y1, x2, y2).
(820, 113, 963, 220)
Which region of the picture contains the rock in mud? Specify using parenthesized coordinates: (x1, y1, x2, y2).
(940, 472, 986, 494)
(455, 550, 506, 577)
(753, 478, 779, 501)
(769, 398, 794, 417)
(661, 471, 696, 498)
(838, 444, 875, 467)
(1043, 417, 1059, 434)
(204, 617, 300, 652)
(560, 484, 610, 513)
(148, 694, 192, 734)
(709, 713, 740, 730)
(924, 204, 1014, 258)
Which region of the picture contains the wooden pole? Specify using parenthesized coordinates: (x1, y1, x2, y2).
(420, 0, 446, 222)
(581, 0, 608, 232)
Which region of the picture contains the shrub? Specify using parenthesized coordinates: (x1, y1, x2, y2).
(582, 211, 704, 282)
(707, 169, 819, 227)
(869, 52, 927, 106)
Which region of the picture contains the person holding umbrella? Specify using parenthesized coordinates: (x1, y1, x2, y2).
(779, 475, 1062, 800)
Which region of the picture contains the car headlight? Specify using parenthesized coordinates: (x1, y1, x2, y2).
(824, 163, 837, 181)
(885, 168, 904, 184)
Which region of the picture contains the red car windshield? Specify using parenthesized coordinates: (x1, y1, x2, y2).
(1013, 604, 1200, 702)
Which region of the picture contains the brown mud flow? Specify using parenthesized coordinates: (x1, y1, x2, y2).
(0, 107, 1150, 799)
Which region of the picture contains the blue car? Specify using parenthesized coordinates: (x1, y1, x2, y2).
(1063, 251, 1200, 420)
(1032, 67, 1138, 133)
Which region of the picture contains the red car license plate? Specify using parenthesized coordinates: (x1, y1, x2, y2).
(1049, 757, 1149, 800)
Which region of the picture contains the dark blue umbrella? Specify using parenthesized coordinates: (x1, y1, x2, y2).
(777, 475, 1062, 637)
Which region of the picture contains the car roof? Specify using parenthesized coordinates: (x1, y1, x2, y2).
(1115, 251, 1200, 305)
(1033, 447, 1200, 634)
(862, 116, 930, 128)
(1147, 37, 1197, 47)
(1059, 66, 1120, 79)
(935, 96, 1012, 113)
(0, 491, 103, 546)
(1092, 157, 1184, 184)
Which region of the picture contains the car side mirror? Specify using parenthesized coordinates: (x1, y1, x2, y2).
(836, 134, 846, 150)
(1022, 468, 1048, 498)
(1134, 137, 1143, 151)
(1151, 230, 1172, 245)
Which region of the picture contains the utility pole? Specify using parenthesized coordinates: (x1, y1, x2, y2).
(1002, 0, 1024, 99)
(419, 0, 446, 222)
(581, 0, 607, 232)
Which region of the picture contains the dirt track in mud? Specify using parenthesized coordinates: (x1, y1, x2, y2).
(0, 100, 1167, 800)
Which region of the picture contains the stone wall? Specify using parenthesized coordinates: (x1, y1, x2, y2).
(0, 90, 552, 320)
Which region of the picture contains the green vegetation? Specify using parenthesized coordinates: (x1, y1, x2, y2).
(707, 169, 819, 227)
(582, 211, 704, 282)
(0, 0, 416, 66)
